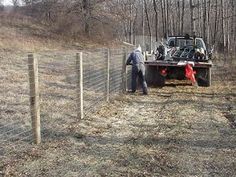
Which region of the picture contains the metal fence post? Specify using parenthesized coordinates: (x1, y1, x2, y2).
(28, 54, 41, 144)
(76, 52, 84, 119)
(122, 48, 127, 93)
(106, 48, 110, 102)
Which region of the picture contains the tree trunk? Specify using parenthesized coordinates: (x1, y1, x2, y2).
(207, 0, 211, 46)
(133, 7, 138, 45)
(129, 2, 132, 43)
(144, 0, 152, 51)
(153, 0, 158, 41)
(197, 0, 200, 36)
(166, 0, 169, 36)
(213, 0, 218, 45)
(160, 0, 166, 37)
(221, 0, 226, 57)
(232, 0, 236, 54)
(203, 0, 207, 42)
(190, 0, 195, 36)
(142, 0, 145, 48)
(177, 0, 181, 35)
(82, 0, 90, 36)
(181, 0, 185, 35)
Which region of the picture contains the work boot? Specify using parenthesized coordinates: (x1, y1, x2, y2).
(143, 87, 148, 95)
(127, 90, 136, 94)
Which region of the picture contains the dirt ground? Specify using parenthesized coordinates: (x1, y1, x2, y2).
(1, 60, 235, 177)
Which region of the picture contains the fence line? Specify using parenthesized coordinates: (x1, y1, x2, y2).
(0, 52, 33, 164)
(0, 47, 133, 165)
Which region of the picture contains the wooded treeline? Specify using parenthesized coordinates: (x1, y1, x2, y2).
(2, 0, 236, 53)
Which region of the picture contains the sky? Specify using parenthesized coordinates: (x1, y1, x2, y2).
(3, 0, 23, 6)
(2, 0, 13, 6)
(2, 0, 23, 6)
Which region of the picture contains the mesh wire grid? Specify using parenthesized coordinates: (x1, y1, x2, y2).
(83, 49, 108, 115)
(0, 51, 33, 163)
(37, 51, 78, 139)
(109, 48, 125, 94)
(0, 47, 133, 164)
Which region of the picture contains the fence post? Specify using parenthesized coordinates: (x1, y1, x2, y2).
(106, 48, 110, 102)
(122, 48, 127, 93)
(28, 54, 41, 144)
(76, 52, 84, 119)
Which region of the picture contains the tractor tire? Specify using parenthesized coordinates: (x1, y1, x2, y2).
(145, 66, 156, 85)
(196, 67, 211, 87)
(145, 66, 166, 87)
(156, 69, 166, 87)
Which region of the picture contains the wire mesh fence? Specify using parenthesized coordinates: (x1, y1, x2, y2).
(109, 48, 125, 94)
(0, 51, 33, 163)
(0, 47, 134, 164)
(83, 49, 108, 115)
(82, 48, 133, 115)
(37, 51, 78, 139)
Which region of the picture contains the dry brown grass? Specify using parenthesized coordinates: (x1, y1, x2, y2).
(0, 12, 116, 53)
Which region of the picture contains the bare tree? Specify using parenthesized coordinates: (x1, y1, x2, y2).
(82, 0, 90, 36)
(190, 0, 195, 35)
(177, 0, 181, 35)
(153, 0, 158, 41)
(12, 0, 19, 7)
(181, 0, 185, 35)
(221, 0, 226, 55)
(0, 0, 4, 11)
(203, 0, 207, 41)
(144, 0, 152, 50)
(160, 0, 166, 37)
(166, 0, 170, 35)
(13, 0, 236, 55)
(207, 0, 211, 45)
(213, 0, 219, 45)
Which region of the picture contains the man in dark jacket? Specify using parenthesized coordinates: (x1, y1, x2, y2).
(126, 46, 148, 95)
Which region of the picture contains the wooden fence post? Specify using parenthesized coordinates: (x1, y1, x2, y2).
(76, 52, 84, 119)
(122, 48, 127, 93)
(28, 54, 41, 144)
(106, 48, 110, 102)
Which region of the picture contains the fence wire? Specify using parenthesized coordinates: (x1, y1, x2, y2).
(109, 49, 124, 94)
(0, 47, 133, 165)
(83, 49, 107, 114)
(37, 52, 78, 139)
(82, 48, 133, 115)
(0, 51, 33, 164)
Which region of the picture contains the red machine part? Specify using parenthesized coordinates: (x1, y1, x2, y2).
(160, 68, 168, 76)
(185, 64, 197, 85)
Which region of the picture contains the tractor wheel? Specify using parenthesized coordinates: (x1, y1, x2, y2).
(196, 67, 211, 87)
(156, 69, 166, 87)
(145, 66, 156, 85)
